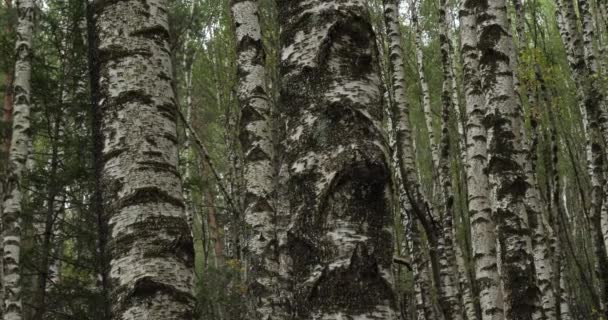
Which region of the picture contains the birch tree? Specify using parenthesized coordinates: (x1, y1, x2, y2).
(231, 0, 285, 318)
(278, 0, 398, 318)
(95, 0, 195, 318)
(459, 0, 503, 318)
(476, 0, 539, 317)
(2, 0, 34, 318)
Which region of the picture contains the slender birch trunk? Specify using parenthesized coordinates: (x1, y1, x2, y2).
(437, 0, 464, 317)
(182, 0, 197, 233)
(278, 1, 398, 317)
(412, 4, 438, 169)
(383, 3, 445, 316)
(2, 0, 34, 318)
(231, 1, 284, 318)
(557, 0, 608, 311)
(459, 1, 503, 319)
(476, 0, 539, 317)
(579, 0, 608, 311)
(511, 2, 555, 318)
(95, 0, 195, 317)
(411, 221, 441, 320)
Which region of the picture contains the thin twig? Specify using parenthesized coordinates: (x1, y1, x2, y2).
(177, 108, 241, 217)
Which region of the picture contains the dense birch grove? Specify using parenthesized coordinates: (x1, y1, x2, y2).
(2, 0, 608, 319)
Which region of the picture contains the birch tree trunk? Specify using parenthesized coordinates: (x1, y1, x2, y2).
(511, 3, 555, 317)
(278, 0, 398, 318)
(459, 1, 504, 319)
(476, 0, 539, 317)
(95, 0, 195, 318)
(437, 0, 464, 317)
(383, 3, 446, 317)
(556, 0, 608, 311)
(231, 1, 284, 318)
(2, 0, 34, 318)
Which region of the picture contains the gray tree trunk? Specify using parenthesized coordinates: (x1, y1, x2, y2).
(278, 0, 398, 318)
(95, 0, 195, 318)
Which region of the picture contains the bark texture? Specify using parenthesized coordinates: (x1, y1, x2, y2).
(278, 0, 398, 318)
(2, 0, 34, 318)
(95, 0, 195, 318)
(459, 1, 503, 319)
(231, 1, 284, 318)
(476, 0, 538, 317)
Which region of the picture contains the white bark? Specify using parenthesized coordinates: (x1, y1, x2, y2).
(278, 1, 398, 318)
(437, 0, 464, 317)
(459, 1, 503, 319)
(476, 0, 538, 317)
(2, 0, 34, 318)
(95, 0, 195, 318)
(231, 0, 285, 318)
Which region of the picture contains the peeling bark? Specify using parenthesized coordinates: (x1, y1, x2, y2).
(95, 0, 195, 318)
(278, 1, 398, 318)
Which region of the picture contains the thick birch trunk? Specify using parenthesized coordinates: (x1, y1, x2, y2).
(476, 0, 539, 317)
(95, 0, 195, 318)
(278, 1, 398, 318)
(231, 1, 284, 318)
(2, 0, 34, 318)
(459, 1, 503, 319)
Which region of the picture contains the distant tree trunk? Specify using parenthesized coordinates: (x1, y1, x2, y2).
(231, 1, 283, 318)
(535, 62, 564, 320)
(31, 117, 63, 320)
(0, 0, 14, 315)
(85, 1, 111, 318)
(556, 0, 608, 312)
(182, 1, 197, 233)
(411, 3, 438, 170)
(511, 0, 556, 317)
(204, 188, 225, 267)
(458, 1, 504, 319)
(2, 0, 34, 318)
(437, 0, 465, 317)
(476, 0, 539, 318)
(278, 1, 398, 318)
(1, 0, 13, 161)
(384, 3, 448, 318)
(95, 0, 195, 317)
